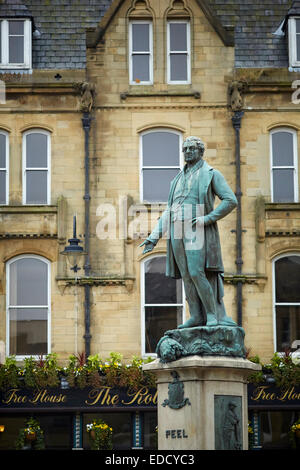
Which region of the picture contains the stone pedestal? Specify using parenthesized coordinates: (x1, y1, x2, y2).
(143, 355, 261, 450)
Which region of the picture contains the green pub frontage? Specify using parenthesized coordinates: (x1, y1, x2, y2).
(0, 383, 300, 450)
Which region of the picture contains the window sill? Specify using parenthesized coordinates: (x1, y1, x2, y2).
(265, 202, 300, 211)
(120, 88, 201, 100)
(133, 202, 167, 212)
(0, 205, 57, 214)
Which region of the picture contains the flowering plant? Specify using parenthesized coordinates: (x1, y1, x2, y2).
(86, 419, 113, 450)
(289, 419, 300, 448)
(15, 417, 45, 450)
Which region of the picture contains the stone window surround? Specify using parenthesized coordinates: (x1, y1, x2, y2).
(272, 252, 300, 355)
(166, 19, 191, 85)
(269, 127, 299, 203)
(139, 127, 183, 203)
(22, 128, 51, 206)
(5, 253, 51, 361)
(128, 20, 153, 86)
(0, 130, 9, 206)
(140, 253, 185, 359)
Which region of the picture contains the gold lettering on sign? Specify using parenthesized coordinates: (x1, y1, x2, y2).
(85, 387, 120, 406)
(251, 386, 276, 401)
(278, 387, 300, 402)
(121, 387, 158, 406)
(2, 389, 27, 405)
(1, 388, 67, 405)
(251, 385, 300, 402)
(29, 389, 67, 404)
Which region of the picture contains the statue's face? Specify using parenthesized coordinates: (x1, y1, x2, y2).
(182, 140, 203, 164)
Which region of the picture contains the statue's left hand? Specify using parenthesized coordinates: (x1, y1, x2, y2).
(191, 216, 205, 227)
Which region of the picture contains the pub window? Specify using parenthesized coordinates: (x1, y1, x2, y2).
(140, 128, 182, 202)
(167, 20, 191, 84)
(6, 255, 50, 358)
(270, 128, 298, 203)
(0, 19, 32, 69)
(141, 255, 184, 356)
(129, 21, 153, 85)
(273, 254, 300, 353)
(0, 130, 8, 205)
(22, 129, 51, 205)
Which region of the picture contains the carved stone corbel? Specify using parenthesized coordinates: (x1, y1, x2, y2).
(73, 81, 96, 112)
(228, 80, 247, 111)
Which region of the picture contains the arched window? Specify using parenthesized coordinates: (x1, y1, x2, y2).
(6, 255, 50, 357)
(273, 254, 300, 352)
(22, 129, 51, 205)
(0, 130, 9, 205)
(141, 255, 184, 356)
(270, 128, 298, 203)
(140, 128, 182, 202)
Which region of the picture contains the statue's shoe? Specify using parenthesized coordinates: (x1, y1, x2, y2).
(218, 317, 237, 326)
(178, 317, 201, 329)
(206, 313, 218, 327)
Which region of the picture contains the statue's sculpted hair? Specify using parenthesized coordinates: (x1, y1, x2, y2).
(183, 136, 205, 155)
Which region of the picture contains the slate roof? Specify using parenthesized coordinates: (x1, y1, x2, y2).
(0, 0, 32, 18)
(209, 0, 292, 68)
(24, 0, 112, 69)
(0, 0, 297, 69)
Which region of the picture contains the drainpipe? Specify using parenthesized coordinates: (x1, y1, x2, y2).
(82, 112, 92, 357)
(232, 110, 244, 327)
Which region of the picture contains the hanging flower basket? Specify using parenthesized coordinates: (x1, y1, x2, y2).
(289, 420, 300, 448)
(15, 418, 45, 450)
(25, 430, 37, 441)
(86, 419, 113, 450)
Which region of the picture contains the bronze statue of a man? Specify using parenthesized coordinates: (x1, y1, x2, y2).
(140, 136, 237, 328)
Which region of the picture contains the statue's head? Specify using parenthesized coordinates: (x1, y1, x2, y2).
(182, 136, 205, 164)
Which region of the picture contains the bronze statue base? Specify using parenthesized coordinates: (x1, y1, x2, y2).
(156, 325, 246, 363)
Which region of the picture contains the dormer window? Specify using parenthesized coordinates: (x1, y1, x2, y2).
(0, 19, 32, 69)
(288, 17, 300, 67)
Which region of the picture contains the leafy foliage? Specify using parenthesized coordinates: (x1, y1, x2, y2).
(15, 417, 45, 450)
(248, 350, 300, 388)
(0, 352, 156, 391)
(86, 418, 113, 450)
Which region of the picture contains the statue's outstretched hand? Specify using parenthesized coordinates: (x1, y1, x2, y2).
(139, 239, 155, 254)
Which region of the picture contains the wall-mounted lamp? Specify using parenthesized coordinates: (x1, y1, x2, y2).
(60, 216, 86, 273)
(0, 425, 5, 433)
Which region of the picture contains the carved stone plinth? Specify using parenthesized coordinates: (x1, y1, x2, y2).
(156, 326, 246, 363)
(143, 356, 261, 450)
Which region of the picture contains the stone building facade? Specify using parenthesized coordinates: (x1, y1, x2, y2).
(0, 0, 299, 366)
(0, 0, 300, 452)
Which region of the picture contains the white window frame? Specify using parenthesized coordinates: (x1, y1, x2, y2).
(167, 20, 191, 84)
(129, 20, 153, 85)
(272, 253, 300, 356)
(270, 127, 298, 203)
(0, 18, 32, 69)
(139, 128, 183, 203)
(6, 254, 51, 360)
(22, 129, 51, 205)
(289, 17, 300, 68)
(0, 130, 9, 205)
(140, 254, 186, 358)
